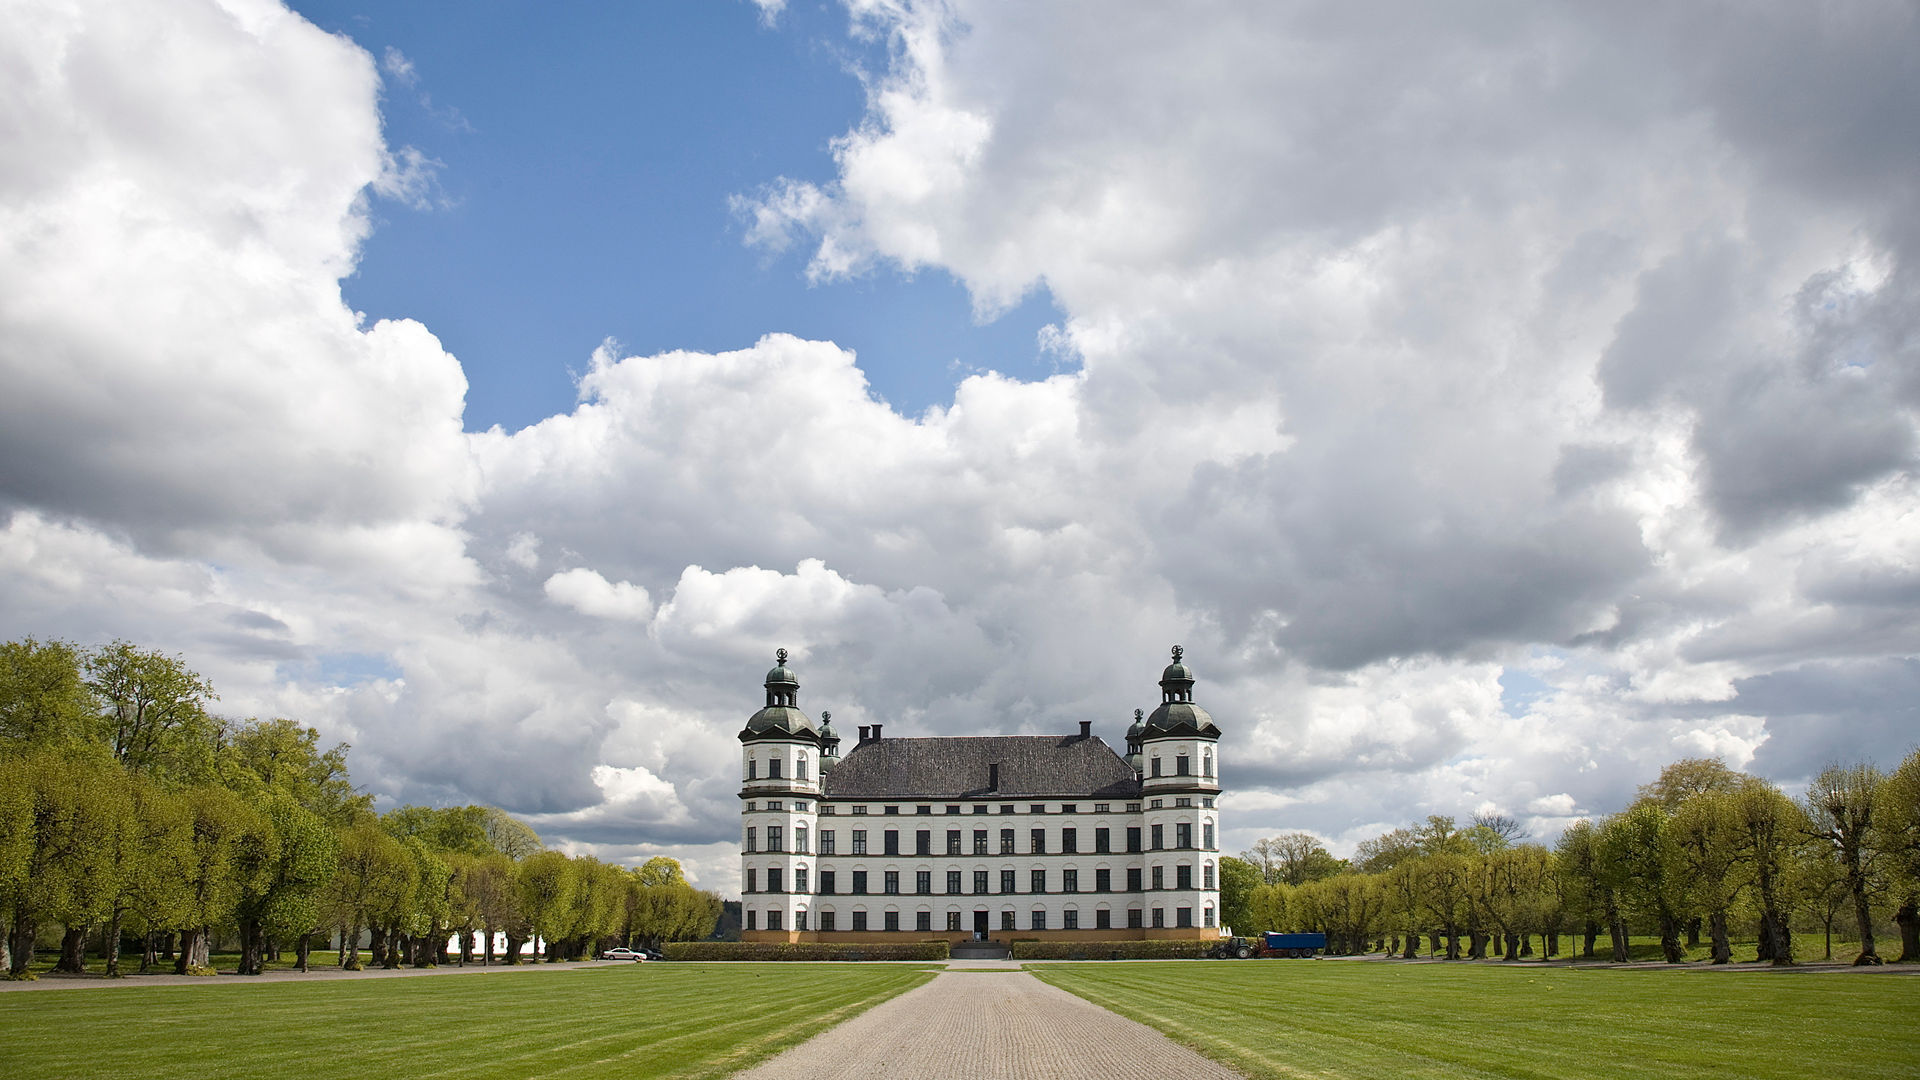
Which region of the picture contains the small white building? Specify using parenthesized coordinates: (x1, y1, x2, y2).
(739, 647, 1223, 943)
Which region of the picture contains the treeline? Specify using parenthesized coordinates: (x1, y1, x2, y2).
(1223, 755, 1920, 966)
(0, 638, 721, 978)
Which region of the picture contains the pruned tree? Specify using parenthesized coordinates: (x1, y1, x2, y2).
(1728, 776, 1804, 965)
(1805, 764, 1888, 965)
(1599, 801, 1688, 963)
(85, 642, 219, 783)
(1877, 749, 1920, 963)
(1240, 832, 1346, 886)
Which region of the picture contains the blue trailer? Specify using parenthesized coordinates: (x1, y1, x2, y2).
(1262, 932, 1326, 958)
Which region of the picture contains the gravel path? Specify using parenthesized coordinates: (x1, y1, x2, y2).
(731, 969, 1246, 1080)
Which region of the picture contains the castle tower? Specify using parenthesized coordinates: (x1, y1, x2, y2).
(1137, 645, 1224, 935)
(739, 648, 823, 941)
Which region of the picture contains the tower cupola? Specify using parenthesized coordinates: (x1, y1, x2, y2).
(1141, 644, 1222, 738)
(739, 648, 820, 742)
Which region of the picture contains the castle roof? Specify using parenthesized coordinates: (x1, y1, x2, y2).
(822, 735, 1141, 799)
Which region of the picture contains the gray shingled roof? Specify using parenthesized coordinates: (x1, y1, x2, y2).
(823, 735, 1141, 799)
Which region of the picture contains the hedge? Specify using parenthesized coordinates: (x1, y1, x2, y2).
(1010, 940, 1215, 960)
(663, 941, 951, 962)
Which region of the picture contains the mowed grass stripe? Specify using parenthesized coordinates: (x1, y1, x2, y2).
(0, 963, 934, 1080)
(1031, 962, 1920, 1080)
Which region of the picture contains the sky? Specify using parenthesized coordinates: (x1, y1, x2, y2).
(2, 0, 1917, 894)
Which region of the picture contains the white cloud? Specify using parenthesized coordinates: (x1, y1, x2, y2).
(544, 567, 655, 622)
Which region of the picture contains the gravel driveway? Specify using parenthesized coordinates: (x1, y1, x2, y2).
(731, 969, 1245, 1080)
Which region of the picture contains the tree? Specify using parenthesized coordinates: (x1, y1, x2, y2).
(233, 793, 337, 974)
(1877, 749, 1920, 963)
(0, 639, 98, 749)
(2, 750, 133, 977)
(222, 718, 370, 826)
(1381, 856, 1429, 957)
(1241, 833, 1346, 886)
(171, 785, 261, 973)
(1353, 828, 1420, 874)
(324, 820, 414, 970)
(1728, 776, 1803, 965)
(1471, 811, 1529, 845)
(1638, 757, 1744, 808)
(1668, 791, 1743, 964)
(515, 851, 578, 961)
(1805, 764, 1887, 965)
(1217, 856, 1259, 933)
(1556, 819, 1623, 960)
(466, 852, 519, 964)
(1415, 815, 1472, 857)
(1419, 853, 1473, 959)
(85, 642, 218, 782)
(382, 804, 494, 858)
(484, 808, 543, 859)
(1599, 801, 1688, 963)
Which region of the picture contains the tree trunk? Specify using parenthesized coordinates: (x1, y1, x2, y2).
(369, 926, 387, 968)
(1705, 910, 1729, 964)
(1546, 929, 1560, 958)
(238, 917, 263, 976)
(484, 925, 496, 965)
(1851, 885, 1882, 965)
(1657, 912, 1685, 964)
(55, 923, 88, 973)
(8, 919, 35, 977)
(345, 921, 363, 970)
(296, 931, 312, 972)
(141, 930, 158, 973)
(1583, 920, 1597, 958)
(104, 912, 124, 978)
(459, 930, 474, 967)
(385, 930, 404, 969)
(1401, 932, 1417, 959)
(1685, 916, 1701, 949)
(1894, 900, 1919, 964)
(504, 931, 523, 965)
(1607, 911, 1629, 963)
(1428, 932, 1441, 957)
(174, 927, 210, 974)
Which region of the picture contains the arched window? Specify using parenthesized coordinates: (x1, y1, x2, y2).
(746, 757, 757, 780)
(1204, 904, 1216, 928)
(1203, 751, 1213, 778)
(1203, 862, 1214, 889)
(797, 753, 809, 780)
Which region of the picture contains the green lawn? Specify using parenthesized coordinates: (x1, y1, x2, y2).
(0, 963, 934, 1080)
(1032, 960, 1920, 1080)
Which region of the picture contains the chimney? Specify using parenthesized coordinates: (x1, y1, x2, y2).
(989, 762, 999, 790)
(858, 725, 870, 742)
(1079, 720, 1092, 739)
(871, 723, 883, 741)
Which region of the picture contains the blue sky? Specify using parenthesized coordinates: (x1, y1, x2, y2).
(290, 1, 1066, 432)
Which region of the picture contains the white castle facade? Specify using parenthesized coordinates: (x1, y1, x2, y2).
(739, 647, 1223, 943)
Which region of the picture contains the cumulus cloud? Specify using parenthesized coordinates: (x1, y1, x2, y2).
(1, 0, 1916, 888)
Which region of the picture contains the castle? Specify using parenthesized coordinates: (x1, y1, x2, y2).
(738, 646, 1223, 943)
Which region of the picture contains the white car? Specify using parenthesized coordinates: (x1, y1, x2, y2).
(602, 948, 646, 961)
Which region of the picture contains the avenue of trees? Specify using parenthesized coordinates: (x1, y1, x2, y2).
(0, 638, 721, 978)
(1223, 754, 1920, 966)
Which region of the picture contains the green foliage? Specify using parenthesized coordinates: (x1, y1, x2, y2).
(85, 641, 219, 782)
(223, 718, 370, 825)
(0, 639, 98, 749)
(482, 807, 543, 859)
(665, 940, 949, 961)
(1217, 855, 1259, 933)
(1010, 939, 1210, 959)
(1240, 832, 1348, 885)
(382, 804, 494, 857)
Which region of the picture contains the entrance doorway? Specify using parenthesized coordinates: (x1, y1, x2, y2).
(973, 910, 989, 940)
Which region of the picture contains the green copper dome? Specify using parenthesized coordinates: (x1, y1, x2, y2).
(1142, 645, 1221, 738)
(740, 648, 821, 742)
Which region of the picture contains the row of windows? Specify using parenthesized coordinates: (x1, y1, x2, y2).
(744, 754, 810, 781)
(1145, 751, 1214, 779)
(745, 752, 1216, 789)
(746, 905, 1216, 932)
(743, 823, 1216, 856)
(743, 864, 1218, 895)
(752, 797, 1218, 816)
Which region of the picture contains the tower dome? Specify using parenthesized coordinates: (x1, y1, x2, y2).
(740, 648, 819, 741)
(1142, 644, 1221, 737)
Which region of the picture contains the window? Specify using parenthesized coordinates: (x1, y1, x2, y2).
(1151, 757, 1162, 777)
(1096, 909, 1111, 929)
(822, 830, 836, 855)
(797, 825, 809, 854)
(852, 830, 868, 855)
(1031, 869, 1046, 894)
(1031, 909, 1047, 930)
(1062, 827, 1078, 853)
(884, 911, 900, 931)
(1031, 828, 1047, 854)
(972, 805, 988, 815)
(821, 871, 836, 895)
(1151, 824, 1164, 850)
(1203, 863, 1214, 889)
(915, 830, 931, 856)
(1001, 911, 1016, 931)
(797, 754, 809, 780)
(822, 911, 836, 932)
(884, 830, 900, 856)
(768, 826, 784, 852)
(1126, 868, 1143, 892)
(768, 758, 782, 779)
(947, 830, 962, 855)
(746, 801, 756, 811)
(1176, 823, 1192, 849)
(1175, 797, 1192, 808)
(884, 805, 899, 815)
(853, 805, 868, 815)
(1204, 822, 1215, 849)
(852, 910, 867, 931)
(1202, 797, 1214, 809)
(795, 867, 809, 892)
(852, 871, 868, 895)
(946, 805, 961, 815)
(1030, 804, 1046, 814)
(1000, 829, 1015, 854)
(973, 829, 989, 854)
(1204, 752, 1213, 778)
(1127, 908, 1143, 929)
(767, 910, 782, 931)
(1063, 869, 1079, 893)
(1127, 827, 1142, 853)
(884, 871, 900, 895)
(1176, 754, 1190, 776)
(746, 869, 758, 893)
(1126, 802, 1142, 812)
(1094, 803, 1110, 813)
(1150, 799, 1164, 809)
(747, 910, 757, 930)
(1094, 828, 1110, 854)
(917, 805, 932, 815)
(1095, 868, 1111, 893)
(767, 868, 783, 892)
(1177, 864, 1192, 890)
(947, 911, 962, 931)
(1177, 906, 1193, 928)
(1064, 909, 1079, 929)
(745, 827, 757, 853)
(974, 870, 989, 894)
(793, 801, 807, 811)
(1204, 905, 1216, 927)
(999, 804, 1015, 814)
(947, 870, 961, 894)
(821, 804, 836, 815)
(1152, 865, 1164, 890)
(767, 800, 783, 811)
(1153, 907, 1166, 928)
(1061, 804, 1077, 814)
(1001, 869, 1016, 894)
(916, 871, 931, 895)
(916, 911, 932, 931)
